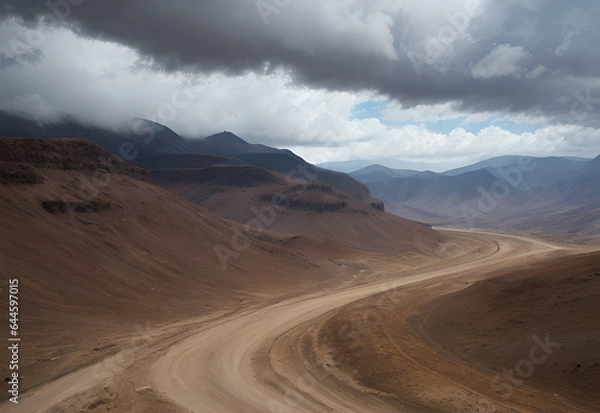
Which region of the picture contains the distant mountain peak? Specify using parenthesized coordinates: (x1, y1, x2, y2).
(352, 164, 394, 174)
(587, 154, 600, 170)
(204, 131, 248, 146)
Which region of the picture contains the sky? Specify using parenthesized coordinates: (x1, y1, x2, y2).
(1, 0, 600, 168)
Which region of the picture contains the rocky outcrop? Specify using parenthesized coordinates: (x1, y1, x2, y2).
(0, 138, 148, 180)
(0, 162, 44, 185)
(41, 201, 111, 214)
(258, 194, 348, 213)
(370, 201, 385, 212)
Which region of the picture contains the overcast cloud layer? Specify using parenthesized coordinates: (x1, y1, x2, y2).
(1, 0, 600, 165)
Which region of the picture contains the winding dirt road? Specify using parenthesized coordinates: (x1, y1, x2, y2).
(152, 231, 574, 413)
(1, 230, 582, 413)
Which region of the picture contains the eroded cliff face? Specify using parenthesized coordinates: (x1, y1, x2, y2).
(0, 137, 149, 180)
(0, 162, 44, 185)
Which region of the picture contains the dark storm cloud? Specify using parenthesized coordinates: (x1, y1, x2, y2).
(1, 0, 600, 126)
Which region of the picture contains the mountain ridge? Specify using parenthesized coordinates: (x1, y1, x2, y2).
(0, 111, 372, 203)
(350, 154, 600, 239)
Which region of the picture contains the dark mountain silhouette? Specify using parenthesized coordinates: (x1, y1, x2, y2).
(0, 111, 371, 202)
(198, 131, 277, 155)
(0, 112, 197, 157)
(133, 154, 243, 170)
(204, 131, 249, 147)
(194, 131, 372, 201)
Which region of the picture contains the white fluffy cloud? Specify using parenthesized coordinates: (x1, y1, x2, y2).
(291, 123, 600, 166)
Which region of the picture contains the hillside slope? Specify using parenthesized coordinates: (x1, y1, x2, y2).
(424, 251, 600, 408)
(0, 137, 370, 393)
(144, 157, 442, 252)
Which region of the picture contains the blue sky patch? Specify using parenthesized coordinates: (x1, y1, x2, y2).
(350, 100, 387, 120)
(350, 100, 541, 136)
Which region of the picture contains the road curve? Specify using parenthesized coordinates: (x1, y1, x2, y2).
(152, 231, 572, 413)
(0, 231, 574, 412)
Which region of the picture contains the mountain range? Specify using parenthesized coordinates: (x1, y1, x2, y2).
(349, 155, 600, 241)
(0, 112, 446, 253)
(0, 112, 372, 203)
(1, 112, 599, 411)
(2, 111, 599, 242)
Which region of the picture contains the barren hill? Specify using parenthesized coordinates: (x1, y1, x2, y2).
(0, 137, 444, 395)
(0, 137, 362, 392)
(143, 156, 441, 252)
(424, 251, 600, 407)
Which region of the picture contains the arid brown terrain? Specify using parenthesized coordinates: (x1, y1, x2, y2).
(0, 137, 444, 412)
(2, 1, 600, 411)
(0, 138, 598, 413)
(317, 248, 600, 412)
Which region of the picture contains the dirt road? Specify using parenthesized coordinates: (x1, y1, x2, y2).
(152, 231, 576, 413)
(1, 230, 582, 412)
